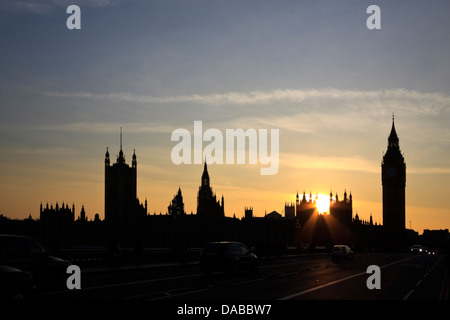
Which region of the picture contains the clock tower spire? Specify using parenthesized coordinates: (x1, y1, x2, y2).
(388, 113, 399, 148)
(382, 115, 406, 229)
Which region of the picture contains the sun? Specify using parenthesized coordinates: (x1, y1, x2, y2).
(315, 194, 330, 214)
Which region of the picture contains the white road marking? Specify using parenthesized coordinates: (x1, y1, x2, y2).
(403, 290, 415, 300)
(279, 256, 416, 300)
(403, 255, 443, 300)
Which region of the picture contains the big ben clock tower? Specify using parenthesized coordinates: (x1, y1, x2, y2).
(382, 115, 406, 229)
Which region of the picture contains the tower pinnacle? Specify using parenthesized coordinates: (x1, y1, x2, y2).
(202, 158, 210, 187)
(118, 127, 125, 164)
(388, 115, 399, 148)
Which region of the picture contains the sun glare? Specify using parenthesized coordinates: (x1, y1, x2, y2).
(315, 194, 330, 214)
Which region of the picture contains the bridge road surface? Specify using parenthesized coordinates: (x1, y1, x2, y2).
(37, 252, 448, 301)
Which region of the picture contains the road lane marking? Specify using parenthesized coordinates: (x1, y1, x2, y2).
(260, 260, 308, 269)
(149, 288, 210, 300)
(78, 273, 204, 291)
(232, 278, 264, 286)
(403, 255, 443, 300)
(278, 270, 368, 300)
(403, 290, 415, 300)
(278, 256, 416, 300)
(125, 286, 191, 300)
(311, 266, 326, 271)
(280, 271, 299, 277)
(439, 268, 449, 300)
(36, 273, 204, 296)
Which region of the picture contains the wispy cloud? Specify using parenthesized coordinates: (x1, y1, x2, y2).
(45, 88, 450, 116)
(279, 152, 450, 175)
(280, 153, 379, 174)
(37, 121, 176, 134)
(0, 0, 126, 15)
(407, 167, 450, 174)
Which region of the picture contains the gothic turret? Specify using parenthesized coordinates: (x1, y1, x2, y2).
(197, 160, 224, 219)
(117, 128, 125, 165)
(105, 147, 110, 166)
(132, 149, 137, 168)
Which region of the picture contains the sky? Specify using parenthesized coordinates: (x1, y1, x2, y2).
(1, 0, 449, 234)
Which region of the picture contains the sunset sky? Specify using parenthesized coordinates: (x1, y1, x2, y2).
(1, 0, 449, 234)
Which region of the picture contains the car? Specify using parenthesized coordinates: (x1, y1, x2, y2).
(200, 241, 258, 275)
(0, 265, 35, 301)
(331, 245, 354, 262)
(0, 234, 72, 291)
(411, 245, 425, 254)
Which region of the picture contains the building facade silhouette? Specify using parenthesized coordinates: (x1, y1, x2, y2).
(104, 130, 147, 226)
(295, 191, 317, 227)
(196, 161, 225, 219)
(329, 190, 353, 227)
(168, 187, 186, 217)
(284, 190, 353, 228)
(382, 116, 406, 229)
(2, 117, 421, 254)
(40, 202, 75, 225)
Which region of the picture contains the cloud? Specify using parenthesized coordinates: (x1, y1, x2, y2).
(43, 87, 450, 143)
(407, 167, 450, 174)
(280, 153, 379, 174)
(37, 121, 176, 134)
(279, 153, 450, 175)
(45, 88, 450, 116)
(0, 0, 126, 15)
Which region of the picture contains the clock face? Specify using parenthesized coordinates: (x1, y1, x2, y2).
(387, 168, 397, 178)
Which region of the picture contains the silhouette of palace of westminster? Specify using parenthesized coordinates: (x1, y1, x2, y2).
(3, 117, 445, 254)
